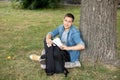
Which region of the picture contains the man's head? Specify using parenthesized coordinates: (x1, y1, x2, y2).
(64, 13, 74, 22)
(63, 13, 74, 30)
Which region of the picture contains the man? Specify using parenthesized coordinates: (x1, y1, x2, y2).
(29, 13, 85, 69)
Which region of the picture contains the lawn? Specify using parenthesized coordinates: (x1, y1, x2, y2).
(0, 1, 120, 80)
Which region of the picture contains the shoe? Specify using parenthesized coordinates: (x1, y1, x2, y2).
(29, 50, 45, 61)
(41, 64, 46, 69)
(40, 49, 46, 64)
(40, 58, 46, 64)
(41, 49, 45, 55)
(65, 61, 81, 68)
(29, 54, 40, 61)
(74, 61, 81, 67)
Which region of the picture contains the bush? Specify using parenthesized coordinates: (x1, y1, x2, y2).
(11, 0, 23, 9)
(11, 0, 61, 9)
(48, 0, 61, 8)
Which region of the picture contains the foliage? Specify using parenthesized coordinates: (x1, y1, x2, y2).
(11, 0, 61, 9)
(11, 0, 23, 9)
(65, 0, 81, 4)
(48, 0, 61, 9)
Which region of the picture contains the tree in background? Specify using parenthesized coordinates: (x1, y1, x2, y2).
(80, 0, 119, 67)
(11, 0, 61, 9)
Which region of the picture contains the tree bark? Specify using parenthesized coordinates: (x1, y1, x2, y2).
(80, 0, 119, 66)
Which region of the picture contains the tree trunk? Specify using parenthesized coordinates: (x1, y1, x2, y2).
(80, 0, 119, 66)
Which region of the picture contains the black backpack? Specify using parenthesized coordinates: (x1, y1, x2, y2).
(45, 45, 70, 77)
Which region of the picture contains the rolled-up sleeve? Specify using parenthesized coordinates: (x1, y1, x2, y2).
(47, 27, 59, 38)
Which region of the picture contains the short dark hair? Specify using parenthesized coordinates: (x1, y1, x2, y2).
(64, 13, 74, 22)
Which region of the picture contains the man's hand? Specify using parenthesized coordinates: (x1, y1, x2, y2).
(60, 45, 70, 50)
(46, 39, 53, 47)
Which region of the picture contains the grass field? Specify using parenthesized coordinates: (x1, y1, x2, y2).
(0, 2, 120, 80)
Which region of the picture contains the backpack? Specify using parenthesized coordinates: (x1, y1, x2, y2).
(45, 45, 70, 77)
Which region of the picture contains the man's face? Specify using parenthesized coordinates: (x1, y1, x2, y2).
(63, 17, 73, 30)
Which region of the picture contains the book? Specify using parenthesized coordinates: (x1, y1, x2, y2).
(52, 37, 63, 47)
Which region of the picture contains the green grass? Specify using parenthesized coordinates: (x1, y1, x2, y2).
(0, 2, 120, 80)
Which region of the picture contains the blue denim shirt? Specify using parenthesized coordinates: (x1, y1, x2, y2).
(48, 24, 85, 62)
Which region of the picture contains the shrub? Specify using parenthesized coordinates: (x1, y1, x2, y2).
(48, 0, 61, 8)
(11, 0, 61, 9)
(11, 0, 23, 9)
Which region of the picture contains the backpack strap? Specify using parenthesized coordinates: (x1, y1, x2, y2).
(64, 67, 69, 77)
(60, 49, 70, 77)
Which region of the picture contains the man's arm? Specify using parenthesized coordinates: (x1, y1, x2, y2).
(60, 44, 85, 51)
(46, 34, 53, 46)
